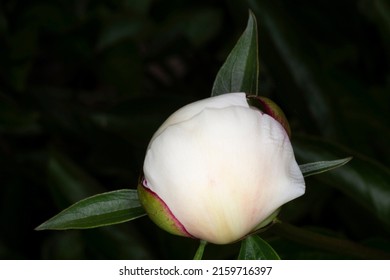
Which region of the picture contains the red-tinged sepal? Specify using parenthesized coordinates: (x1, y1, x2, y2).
(247, 95, 291, 138)
(137, 177, 193, 238)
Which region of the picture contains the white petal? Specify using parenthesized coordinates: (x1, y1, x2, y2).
(144, 104, 305, 244)
(149, 93, 248, 146)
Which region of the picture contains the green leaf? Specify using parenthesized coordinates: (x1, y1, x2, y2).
(211, 10, 259, 96)
(36, 189, 146, 230)
(238, 235, 280, 260)
(293, 136, 390, 229)
(300, 157, 352, 177)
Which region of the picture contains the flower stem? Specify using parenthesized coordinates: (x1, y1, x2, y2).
(271, 219, 390, 259)
(193, 240, 208, 260)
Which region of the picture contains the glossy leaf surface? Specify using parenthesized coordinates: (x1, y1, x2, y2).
(36, 189, 146, 230)
(211, 10, 259, 96)
(238, 235, 280, 260)
(300, 157, 352, 177)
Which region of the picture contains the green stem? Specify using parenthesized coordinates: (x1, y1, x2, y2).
(271, 219, 390, 259)
(193, 240, 208, 260)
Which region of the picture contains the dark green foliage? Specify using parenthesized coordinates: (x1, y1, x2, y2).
(0, 0, 389, 259)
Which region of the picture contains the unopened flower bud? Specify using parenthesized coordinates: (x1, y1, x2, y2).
(138, 93, 305, 244)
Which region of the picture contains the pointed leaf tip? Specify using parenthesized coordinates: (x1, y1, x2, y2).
(211, 10, 259, 96)
(299, 157, 352, 178)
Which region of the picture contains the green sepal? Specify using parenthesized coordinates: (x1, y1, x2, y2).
(137, 179, 192, 238)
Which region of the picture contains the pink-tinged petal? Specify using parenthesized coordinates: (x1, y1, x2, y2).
(144, 99, 305, 244)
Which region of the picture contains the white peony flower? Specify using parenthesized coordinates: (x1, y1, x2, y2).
(138, 92, 305, 244)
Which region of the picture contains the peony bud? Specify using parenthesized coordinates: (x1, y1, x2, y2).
(138, 92, 305, 244)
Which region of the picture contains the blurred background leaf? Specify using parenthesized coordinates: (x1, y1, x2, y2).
(0, 0, 389, 259)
